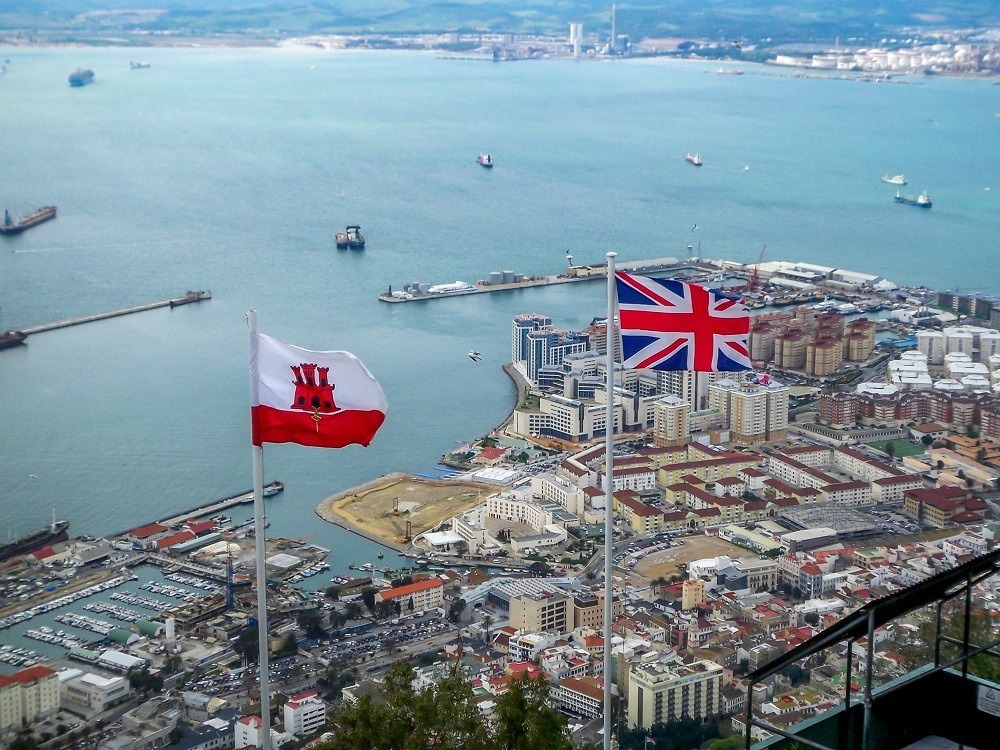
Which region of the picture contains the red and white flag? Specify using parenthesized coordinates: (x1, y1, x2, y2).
(250, 333, 387, 449)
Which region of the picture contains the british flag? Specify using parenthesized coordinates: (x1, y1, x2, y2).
(615, 271, 751, 372)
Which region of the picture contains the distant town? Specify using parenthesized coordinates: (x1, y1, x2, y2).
(2, 252, 999, 749)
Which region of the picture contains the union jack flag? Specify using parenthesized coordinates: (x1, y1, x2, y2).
(615, 271, 751, 372)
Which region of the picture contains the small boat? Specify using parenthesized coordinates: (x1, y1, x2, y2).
(685, 153, 703, 167)
(716, 68, 744, 75)
(69, 69, 94, 87)
(335, 231, 349, 249)
(346, 225, 365, 249)
(895, 191, 932, 209)
(883, 173, 907, 185)
(129, 61, 151, 70)
(741, 165, 750, 173)
(477, 153, 494, 168)
(377, 552, 384, 559)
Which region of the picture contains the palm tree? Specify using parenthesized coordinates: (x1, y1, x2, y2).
(652, 576, 667, 596)
(483, 612, 494, 645)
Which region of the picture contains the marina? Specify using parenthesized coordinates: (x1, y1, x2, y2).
(0, 574, 135, 629)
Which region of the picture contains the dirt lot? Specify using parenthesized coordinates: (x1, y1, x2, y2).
(633, 535, 748, 580)
(317, 473, 494, 547)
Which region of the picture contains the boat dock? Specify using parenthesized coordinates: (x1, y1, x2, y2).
(16, 291, 212, 338)
(378, 257, 706, 304)
(154, 481, 284, 528)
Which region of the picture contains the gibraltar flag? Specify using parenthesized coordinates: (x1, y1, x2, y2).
(250, 333, 387, 448)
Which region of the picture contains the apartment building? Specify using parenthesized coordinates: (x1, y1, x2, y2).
(627, 660, 724, 728)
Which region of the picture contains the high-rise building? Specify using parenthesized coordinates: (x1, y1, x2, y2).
(681, 579, 706, 611)
(806, 337, 844, 377)
(775, 331, 807, 369)
(509, 589, 573, 634)
(283, 691, 327, 736)
(628, 660, 724, 728)
(512, 313, 552, 365)
(708, 380, 789, 444)
(652, 396, 690, 447)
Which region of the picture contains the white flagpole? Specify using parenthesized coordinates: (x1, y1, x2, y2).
(603, 251, 617, 750)
(247, 310, 272, 750)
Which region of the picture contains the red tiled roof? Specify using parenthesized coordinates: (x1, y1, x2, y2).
(32, 547, 56, 560)
(12, 665, 56, 683)
(186, 520, 215, 536)
(157, 531, 196, 549)
(129, 523, 168, 539)
(377, 578, 443, 600)
(478, 447, 508, 460)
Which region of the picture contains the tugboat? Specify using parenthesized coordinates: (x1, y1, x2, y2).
(895, 190, 932, 209)
(883, 173, 907, 185)
(476, 153, 494, 168)
(335, 230, 349, 249)
(685, 153, 703, 167)
(68, 69, 94, 87)
(346, 225, 365, 249)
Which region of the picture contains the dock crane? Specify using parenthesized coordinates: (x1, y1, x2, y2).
(748, 243, 766, 291)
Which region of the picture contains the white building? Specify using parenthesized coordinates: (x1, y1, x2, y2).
(283, 691, 327, 737)
(551, 676, 605, 719)
(234, 716, 291, 749)
(917, 331, 945, 364)
(58, 669, 130, 714)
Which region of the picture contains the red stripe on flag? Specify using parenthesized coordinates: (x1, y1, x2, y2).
(252, 405, 386, 449)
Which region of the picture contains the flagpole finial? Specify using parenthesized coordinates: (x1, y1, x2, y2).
(606, 251, 617, 259)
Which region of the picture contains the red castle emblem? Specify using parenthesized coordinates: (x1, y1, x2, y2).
(291, 364, 339, 431)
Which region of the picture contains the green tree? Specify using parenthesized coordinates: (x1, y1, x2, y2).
(298, 609, 327, 639)
(168, 726, 185, 745)
(344, 602, 363, 620)
(709, 737, 744, 750)
(326, 586, 340, 600)
(234, 626, 260, 664)
(804, 611, 820, 626)
(493, 677, 572, 750)
(361, 587, 378, 611)
(447, 597, 467, 624)
(9, 733, 39, 750)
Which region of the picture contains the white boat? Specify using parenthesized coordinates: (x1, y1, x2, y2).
(685, 153, 703, 167)
(882, 173, 907, 185)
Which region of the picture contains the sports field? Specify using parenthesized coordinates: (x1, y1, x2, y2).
(865, 439, 925, 458)
(632, 536, 747, 580)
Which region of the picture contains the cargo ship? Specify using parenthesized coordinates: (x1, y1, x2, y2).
(69, 69, 94, 87)
(346, 225, 365, 249)
(686, 153, 703, 167)
(0, 330, 27, 349)
(0, 520, 70, 562)
(895, 191, 932, 209)
(1, 206, 57, 235)
(476, 153, 494, 168)
(335, 230, 349, 249)
(129, 61, 151, 70)
(882, 173, 907, 185)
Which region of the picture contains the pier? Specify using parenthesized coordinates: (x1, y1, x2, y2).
(378, 258, 707, 303)
(154, 481, 284, 528)
(5, 291, 212, 343)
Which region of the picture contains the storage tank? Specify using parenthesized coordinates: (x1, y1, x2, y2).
(502, 270, 515, 284)
(489, 271, 503, 286)
(513, 274, 524, 283)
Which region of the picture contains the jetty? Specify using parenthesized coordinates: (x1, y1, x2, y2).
(16, 291, 211, 338)
(378, 258, 703, 303)
(154, 481, 284, 528)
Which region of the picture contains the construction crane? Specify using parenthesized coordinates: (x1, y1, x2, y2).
(748, 243, 766, 291)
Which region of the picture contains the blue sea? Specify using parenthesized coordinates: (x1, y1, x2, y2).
(1, 46, 998, 563)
